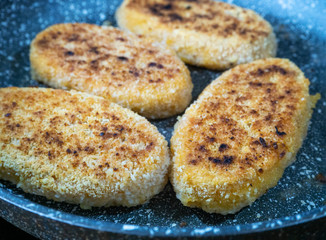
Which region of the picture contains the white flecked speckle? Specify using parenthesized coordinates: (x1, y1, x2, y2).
(252, 223, 259, 230)
(99, 13, 106, 20)
(122, 225, 138, 231)
(165, 229, 172, 235)
(193, 227, 213, 235)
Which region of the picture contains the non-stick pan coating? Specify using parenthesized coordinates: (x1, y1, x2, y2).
(0, 0, 325, 239)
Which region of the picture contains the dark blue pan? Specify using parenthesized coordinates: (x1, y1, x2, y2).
(0, 0, 325, 239)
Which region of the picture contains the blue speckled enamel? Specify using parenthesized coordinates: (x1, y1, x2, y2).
(0, 0, 325, 239)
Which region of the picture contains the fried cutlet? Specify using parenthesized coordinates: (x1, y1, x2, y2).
(170, 58, 319, 214)
(30, 23, 193, 119)
(0, 87, 170, 208)
(116, 0, 277, 70)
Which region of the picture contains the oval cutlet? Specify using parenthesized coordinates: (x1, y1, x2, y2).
(30, 23, 193, 119)
(170, 58, 320, 214)
(0, 87, 170, 208)
(116, 0, 277, 70)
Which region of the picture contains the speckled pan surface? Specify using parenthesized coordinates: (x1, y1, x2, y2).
(0, 0, 325, 239)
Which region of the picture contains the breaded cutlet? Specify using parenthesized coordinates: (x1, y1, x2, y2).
(116, 0, 277, 70)
(30, 23, 193, 119)
(0, 87, 170, 208)
(170, 58, 320, 214)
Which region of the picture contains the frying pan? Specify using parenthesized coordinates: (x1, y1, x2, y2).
(0, 0, 325, 239)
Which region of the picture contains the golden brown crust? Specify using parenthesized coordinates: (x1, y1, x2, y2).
(30, 23, 193, 119)
(0, 87, 170, 208)
(170, 58, 319, 214)
(116, 0, 277, 69)
(127, 0, 270, 38)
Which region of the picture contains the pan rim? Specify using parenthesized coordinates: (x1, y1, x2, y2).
(1, 184, 325, 237)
